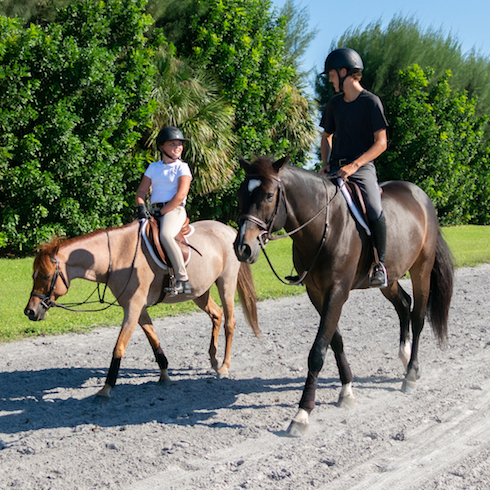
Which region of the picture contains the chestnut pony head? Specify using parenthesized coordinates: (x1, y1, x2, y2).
(24, 238, 68, 321)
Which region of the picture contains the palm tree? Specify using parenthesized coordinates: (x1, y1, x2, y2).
(269, 83, 318, 164)
(149, 48, 237, 195)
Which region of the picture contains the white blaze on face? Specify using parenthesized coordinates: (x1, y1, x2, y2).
(238, 178, 263, 244)
(248, 178, 261, 193)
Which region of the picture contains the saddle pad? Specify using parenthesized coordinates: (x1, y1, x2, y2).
(141, 218, 195, 270)
(337, 178, 371, 236)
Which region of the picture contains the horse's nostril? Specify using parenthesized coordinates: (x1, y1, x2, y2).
(24, 307, 37, 320)
(236, 243, 251, 261)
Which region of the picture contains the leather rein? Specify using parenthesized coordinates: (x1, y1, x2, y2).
(240, 175, 339, 285)
(30, 226, 141, 313)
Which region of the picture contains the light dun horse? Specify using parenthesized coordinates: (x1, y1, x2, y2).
(234, 156, 454, 436)
(25, 220, 260, 398)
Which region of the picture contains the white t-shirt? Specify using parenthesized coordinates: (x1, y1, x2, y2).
(144, 159, 192, 205)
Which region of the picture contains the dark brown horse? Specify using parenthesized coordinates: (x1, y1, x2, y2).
(25, 220, 260, 399)
(234, 156, 454, 436)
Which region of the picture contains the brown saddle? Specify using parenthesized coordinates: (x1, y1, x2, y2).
(145, 216, 193, 267)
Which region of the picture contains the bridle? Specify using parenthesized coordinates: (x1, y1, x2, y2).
(239, 174, 339, 285)
(30, 257, 69, 310)
(239, 174, 286, 243)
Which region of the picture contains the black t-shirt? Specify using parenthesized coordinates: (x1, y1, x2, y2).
(320, 89, 388, 163)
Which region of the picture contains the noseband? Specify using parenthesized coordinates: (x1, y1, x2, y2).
(30, 257, 69, 310)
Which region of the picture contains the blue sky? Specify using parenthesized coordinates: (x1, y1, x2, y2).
(271, 0, 490, 78)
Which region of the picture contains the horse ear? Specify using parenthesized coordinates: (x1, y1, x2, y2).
(238, 155, 252, 173)
(52, 238, 61, 256)
(272, 155, 290, 173)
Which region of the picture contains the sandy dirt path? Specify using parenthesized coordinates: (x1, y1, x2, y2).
(1, 264, 490, 489)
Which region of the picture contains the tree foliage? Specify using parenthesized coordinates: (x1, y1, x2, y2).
(330, 16, 490, 121)
(315, 16, 490, 226)
(0, 0, 156, 253)
(0, 0, 318, 254)
(151, 0, 317, 225)
(377, 65, 490, 225)
(149, 48, 237, 195)
(157, 0, 316, 162)
(0, 0, 72, 24)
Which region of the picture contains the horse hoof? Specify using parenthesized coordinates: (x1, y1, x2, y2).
(338, 393, 355, 409)
(93, 394, 110, 403)
(158, 370, 172, 386)
(286, 420, 308, 437)
(401, 378, 417, 393)
(216, 370, 229, 379)
(158, 369, 171, 386)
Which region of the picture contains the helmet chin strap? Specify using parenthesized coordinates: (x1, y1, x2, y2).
(336, 68, 346, 92)
(161, 148, 178, 162)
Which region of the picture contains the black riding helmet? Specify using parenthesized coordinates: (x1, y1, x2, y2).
(156, 126, 188, 160)
(322, 48, 364, 92)
(156, 126, 188, 147)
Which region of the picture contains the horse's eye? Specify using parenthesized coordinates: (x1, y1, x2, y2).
(266, 193, 274, 202)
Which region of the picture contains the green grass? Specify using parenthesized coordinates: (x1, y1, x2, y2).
(440, 225, 490, 267)
(1, 225, 489, 342)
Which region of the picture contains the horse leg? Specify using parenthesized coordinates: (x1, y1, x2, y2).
(96, 307, 139, 399)
(331, 329, 355, 408)
(287, 286, 349, 437)
(138, 309, 170, 386)
(381, 281, 412, 371)
(215, 276, 237, 377)
(193, 292, 224, 374)
(403, 265, 431, 393)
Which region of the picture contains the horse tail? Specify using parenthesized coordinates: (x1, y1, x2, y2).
(426, 228, 454, 346)
(237, 263, 261, 338)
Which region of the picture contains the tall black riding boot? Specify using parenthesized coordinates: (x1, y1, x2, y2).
(369, 212, 387, 287)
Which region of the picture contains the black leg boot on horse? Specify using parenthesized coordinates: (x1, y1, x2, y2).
(370, 212, 388, 287)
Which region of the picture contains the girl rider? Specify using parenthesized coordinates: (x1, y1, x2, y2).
(136, 126, 193, 295)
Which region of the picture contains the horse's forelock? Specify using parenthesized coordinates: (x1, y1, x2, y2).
(33, 238, 62, 274)
(247, 156, 277, 180)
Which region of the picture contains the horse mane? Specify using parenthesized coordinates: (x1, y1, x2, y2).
(248, 156, 321, 186)
(32, 222, 136, 274)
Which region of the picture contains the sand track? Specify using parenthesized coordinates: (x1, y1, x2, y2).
(1, 264, 489, 489)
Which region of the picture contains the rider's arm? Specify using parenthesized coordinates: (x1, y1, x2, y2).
(135, 175, 151, 205)
(320, 131, 333, 175)
(336, 128, 387, 180)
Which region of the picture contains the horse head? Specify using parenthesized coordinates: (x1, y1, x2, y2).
(24, 238, 69, 321)
(234, 155, 290, 264)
